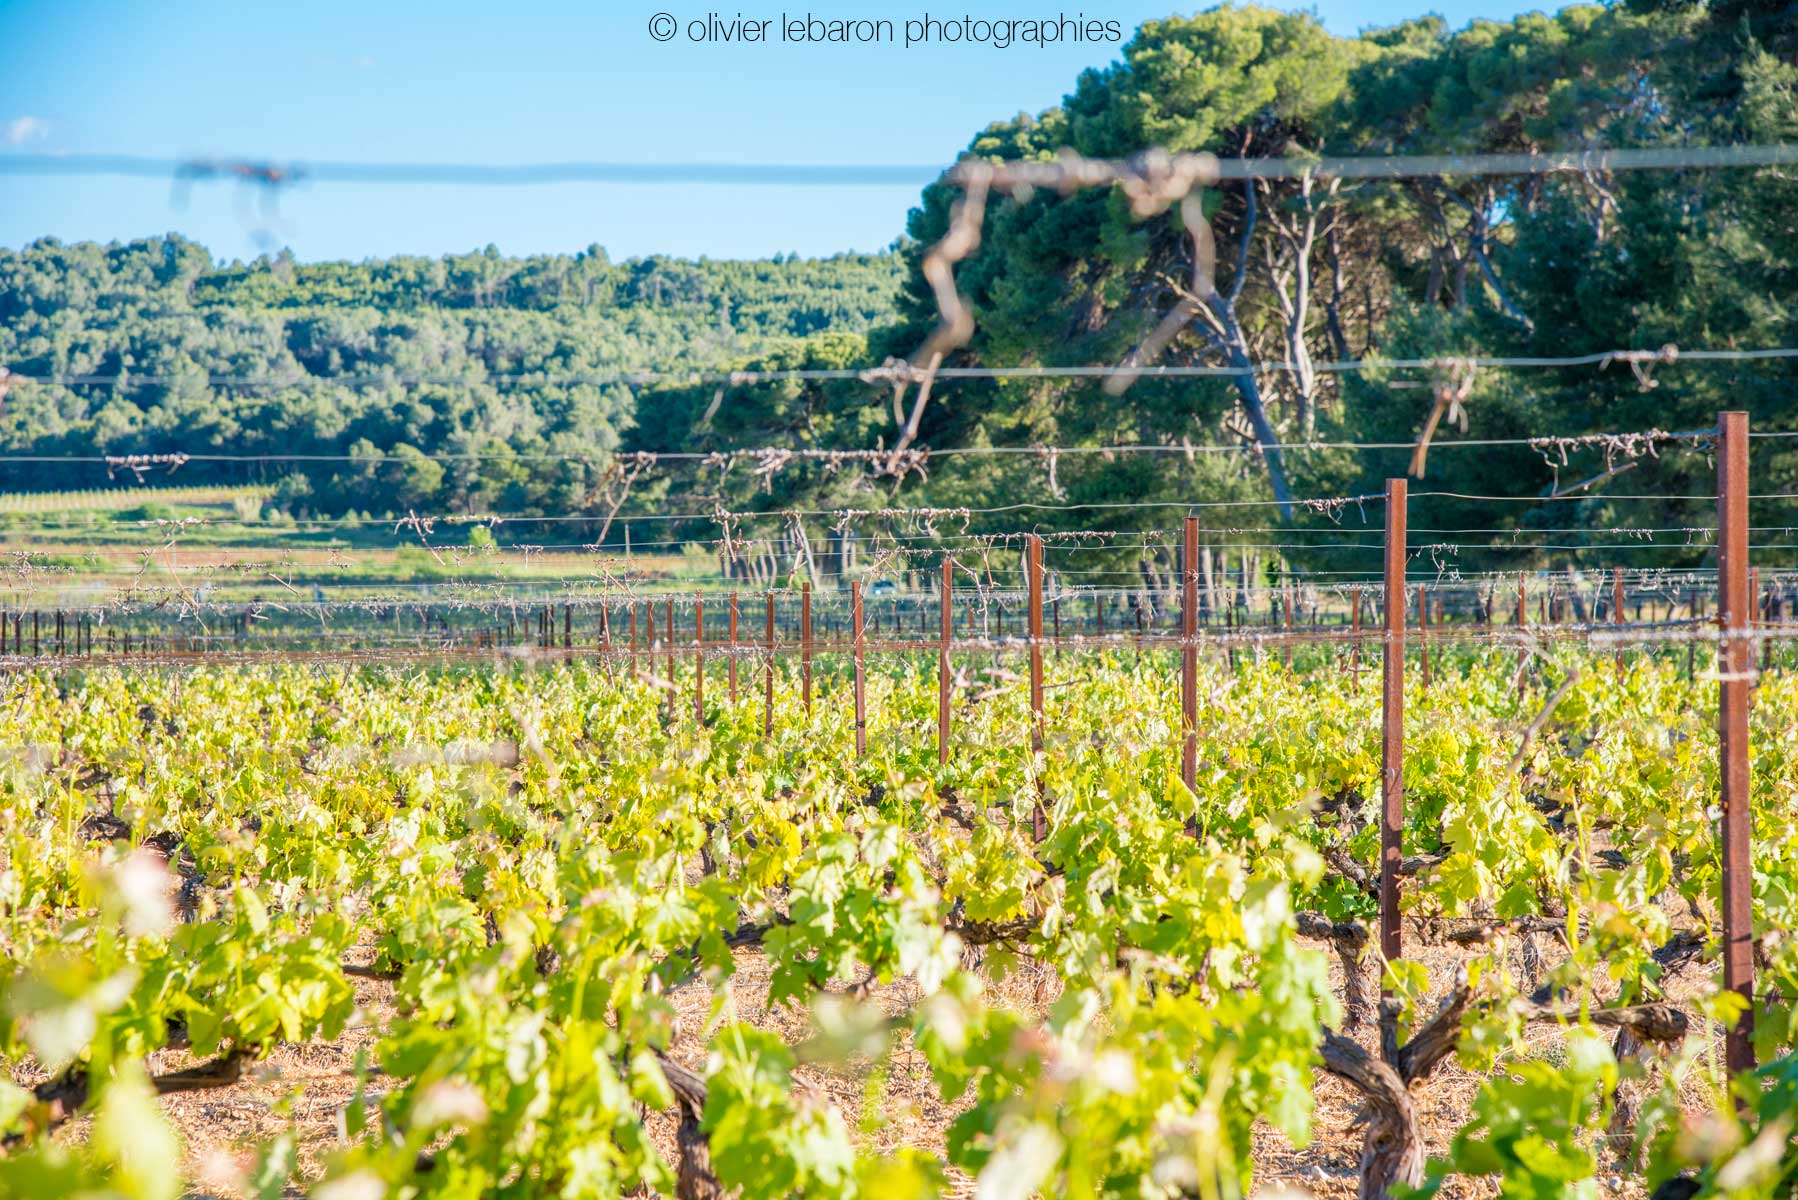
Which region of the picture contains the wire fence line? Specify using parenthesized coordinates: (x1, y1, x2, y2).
(9, 142, 1798, 540)
(13, 347, 1798, 391)
(3, 609, 1793, 673)
(4, 141, 1795, 189)
(6, 141, 1796, 662)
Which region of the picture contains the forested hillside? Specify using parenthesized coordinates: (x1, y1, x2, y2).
(0, 238, 903, 511)
(5, 0, 1796, 566)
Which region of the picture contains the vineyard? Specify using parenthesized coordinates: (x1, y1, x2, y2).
(0, 619, 1794, 1199)
(0, 413, 1792, 1200)
(0, 485, 275, 518)
(6, 3, 1798, 1192)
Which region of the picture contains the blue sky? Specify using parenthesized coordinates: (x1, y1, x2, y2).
(2, 0, 1547, 263)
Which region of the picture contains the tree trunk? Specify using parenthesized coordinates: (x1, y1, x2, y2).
(1324, 224, 1353, 363)
(1215, 315, 1294, 519)
(1194, 182, 1294, 519)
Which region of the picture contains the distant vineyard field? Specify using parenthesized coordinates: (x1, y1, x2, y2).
(0, 483, 275, 515)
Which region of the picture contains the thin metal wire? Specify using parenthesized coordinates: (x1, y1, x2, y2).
(12, 352, 1798, 391)
(4, 141, 1795, 188)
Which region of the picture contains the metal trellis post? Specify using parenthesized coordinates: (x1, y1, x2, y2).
(1717, 410, 1755, 1074)
(1182, 516, 1198, 798)
(939, 558, 952, 765)
(1380, 478, 1408, 966)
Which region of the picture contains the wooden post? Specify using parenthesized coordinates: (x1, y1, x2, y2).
(1717, 410, 1754, 1074)
(1350, 589, 1362, 684)
(563, 603, 571, 650)
(598, 604, 612, 677)
(851, 582, 867, 758)
(1028, 535, 1046, 841)
(1282, 580, 1294, 670)
(1182, 516, 1198, 797)
(1418, 585, 1431, 689)
(1753, 567, 1766, 683)
(939, 559, 952, 765)
(1517, 575, 1528, 674)
(665, 597, 676, 723)
(802, 583, 813, 714)
(1434, 595, 1445, 680)
(694, 594, 705, 722)
(1380, 478, 1408, 966)
(1688, 582, 1698, 681)
(728, 592, 739, 702)
(763, 592, 775, 738)
(1613, 568, 1625, 676)
(1224, 598, 1235, 671)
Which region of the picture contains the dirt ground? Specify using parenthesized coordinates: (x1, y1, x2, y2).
(54, 911, 1707, 1200)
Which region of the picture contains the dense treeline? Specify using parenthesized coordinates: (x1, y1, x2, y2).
(632, 0, 1798, 574)
(5, 0, 1796, 576)
(0, 239, 902, 516)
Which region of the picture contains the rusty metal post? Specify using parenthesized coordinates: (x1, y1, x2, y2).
(694, 594, 705, 722)
(1028, 535, 1046, 841)
(1717, 411, 1755, 1074)
(727, 592, 739, 702)
(1182, 517, 1198, 796)
(630, 603, 640, 678)
(1380, 478, 1408, 966)
(939, 559, 953, 765)
(802, 583, 813, 714)
(852, 582, 867, 758)
(763, 592, 775, 738)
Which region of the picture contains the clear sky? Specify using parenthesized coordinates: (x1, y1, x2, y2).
(2, 0, 1548, 263)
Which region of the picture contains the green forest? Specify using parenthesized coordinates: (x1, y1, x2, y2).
(4, 0, 1796, 569)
